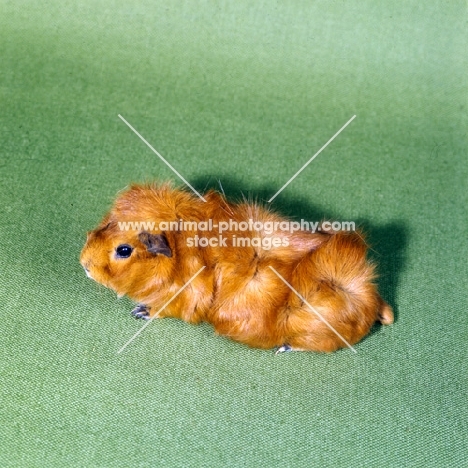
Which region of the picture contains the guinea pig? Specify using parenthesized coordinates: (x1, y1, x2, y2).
(80, 182, 393, 353)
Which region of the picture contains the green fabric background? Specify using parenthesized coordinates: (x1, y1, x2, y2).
(1, 1, 466, 467)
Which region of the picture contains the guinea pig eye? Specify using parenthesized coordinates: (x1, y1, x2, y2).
(115, 244, 133, 259)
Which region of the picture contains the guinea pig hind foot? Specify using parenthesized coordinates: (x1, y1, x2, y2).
(131, 304, 150, 320)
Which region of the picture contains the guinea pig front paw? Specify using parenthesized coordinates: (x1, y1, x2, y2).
(131, 304, 150, 320)
(275, 344, 292, 355)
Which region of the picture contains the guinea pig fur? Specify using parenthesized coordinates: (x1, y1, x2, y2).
(80, 182, 393, 353)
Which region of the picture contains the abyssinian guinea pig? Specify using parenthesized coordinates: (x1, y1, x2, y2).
(80, 182, 393, 353)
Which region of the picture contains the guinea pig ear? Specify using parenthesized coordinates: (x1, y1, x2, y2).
(138, 232, 172, 257)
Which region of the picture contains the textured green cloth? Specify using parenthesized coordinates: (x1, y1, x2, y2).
(1, 1, 466, 467)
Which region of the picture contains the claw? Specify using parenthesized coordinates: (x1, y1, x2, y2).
(275, 344, 292, 355)
(131, 304, 150, 320)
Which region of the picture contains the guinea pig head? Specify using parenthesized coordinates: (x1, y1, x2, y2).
(80, 221, 174, 299)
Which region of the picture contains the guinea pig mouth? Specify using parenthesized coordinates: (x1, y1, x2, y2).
(83, 267, 94, 280)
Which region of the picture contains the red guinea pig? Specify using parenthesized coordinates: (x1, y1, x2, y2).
(80, 182, 393, 353)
